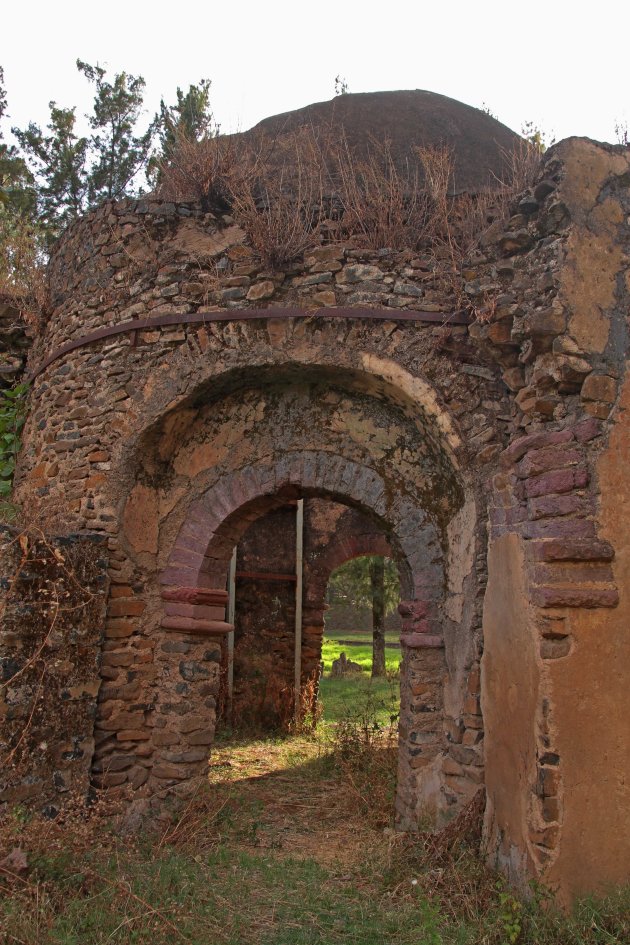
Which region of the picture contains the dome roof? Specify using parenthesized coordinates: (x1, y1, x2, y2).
(241, 89, 521, 193)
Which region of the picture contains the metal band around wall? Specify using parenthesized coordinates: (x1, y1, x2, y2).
(29, 306, 469, 381)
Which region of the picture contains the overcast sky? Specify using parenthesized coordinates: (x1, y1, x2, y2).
(1, 0, 628, 147)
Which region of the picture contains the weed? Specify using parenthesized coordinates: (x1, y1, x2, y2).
(0, 210, 49, 329)
(157, 120, 542, 281)
(496, 881, 523, 943)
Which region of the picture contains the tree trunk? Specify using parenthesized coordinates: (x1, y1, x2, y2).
(370, 557, 386, 677)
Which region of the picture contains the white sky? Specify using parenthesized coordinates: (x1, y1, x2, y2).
(1, 0, 628, 147)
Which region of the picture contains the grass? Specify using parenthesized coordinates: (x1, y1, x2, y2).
(1, 668, 628, 945)
(319, 627, 401, 728)
(1, 729, 629, 944)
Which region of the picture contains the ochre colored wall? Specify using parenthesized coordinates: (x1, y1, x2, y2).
(546, 367, 630, 901)
(481, 534, 540, 885)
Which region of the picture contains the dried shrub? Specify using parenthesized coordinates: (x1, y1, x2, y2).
(498, 135, 544, 197)
(368, 789, 515, 937)
(227, 127, 327, 268)
(330, 134, 432, 250)
(416, 140, 539, 263)
(0, 212, 49, 330)
(154, 128, 242, 210)
(0, 524, 109, 806)
(293, 669, 323, 733)
(329, 684, 399, 829)
(158, 122, 542, 275)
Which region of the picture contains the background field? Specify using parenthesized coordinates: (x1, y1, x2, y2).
(318, 627, 401, 729)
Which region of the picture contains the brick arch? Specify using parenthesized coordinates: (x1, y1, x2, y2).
(158, 452, 444, 633)
(122, 337, 471, 494)
(309, 532, 395, 605)
(300, 505, 398, 663)
(150, 452, 449, 817)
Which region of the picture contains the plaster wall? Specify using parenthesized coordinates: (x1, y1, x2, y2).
(545, 366, 630, 901)
(482, 534, 539, 885)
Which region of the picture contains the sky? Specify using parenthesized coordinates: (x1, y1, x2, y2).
(1, 0, 628, 148)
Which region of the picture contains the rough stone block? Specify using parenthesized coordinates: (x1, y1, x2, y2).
(581, 373, 617, 404)
(531, 538, 615, 562)
(523, 467, 588, 498)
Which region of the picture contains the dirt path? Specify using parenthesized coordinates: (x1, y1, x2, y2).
(202, 735, 393, 872)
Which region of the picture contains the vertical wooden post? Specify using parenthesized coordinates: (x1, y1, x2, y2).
(294, 499, 304, 722)
(227, 546, 237, 722)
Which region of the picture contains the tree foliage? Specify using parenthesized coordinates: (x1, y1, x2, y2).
(0, 67, 35, 218)
(327, 555, 398, 678)
(149, 79, 215, 187)
(0, 381, 28, 512)
(6, 62, 215, 244)
(158, 79, 215, 155)
(9, 60, 161, 242)
(327, 555, 399, 615)
(77, 59, 156, 205)
(0, 67, 46, 318)
(12, 103, 88, 237)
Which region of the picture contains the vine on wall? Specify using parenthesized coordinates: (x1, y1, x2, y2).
(0, 381, 28, 514)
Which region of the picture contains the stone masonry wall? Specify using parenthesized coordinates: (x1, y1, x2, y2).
(230, 504, 298, 729)
(0, 527, 109, 811)
(3, 137, 629, 899)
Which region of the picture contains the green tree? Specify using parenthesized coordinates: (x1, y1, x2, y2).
(0, 66, 46, 320)
(149, 79, 215, 186)
(327, 555, 399, 677)
(12, 103, 88, 238)
(0, 66, 35, 218)
(158, 79, 214, 154)
(77, 59, 155, 205)
(12, 60, 156, 241)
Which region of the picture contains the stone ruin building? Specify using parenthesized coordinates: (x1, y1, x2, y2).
(1, 90, 629, 905)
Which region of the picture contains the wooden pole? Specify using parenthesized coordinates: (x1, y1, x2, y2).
(227, 546, 237, 722)
(294, 499, 304, 722)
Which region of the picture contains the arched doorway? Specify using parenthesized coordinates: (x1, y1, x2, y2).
(104, 357, 482, 827)
(214, 499, 403, 735)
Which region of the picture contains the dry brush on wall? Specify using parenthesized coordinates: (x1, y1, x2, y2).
(155, 122, 542, 269)
(0, 526, 109, 810)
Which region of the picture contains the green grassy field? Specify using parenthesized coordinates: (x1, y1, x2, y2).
(318, 628, 401, 729)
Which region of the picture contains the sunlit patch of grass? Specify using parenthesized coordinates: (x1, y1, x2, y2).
(319, 629, 401, 727)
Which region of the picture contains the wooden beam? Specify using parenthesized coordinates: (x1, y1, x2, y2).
(227, 547, 237, 722)
(294, 498, 304, 722)
(235, 570, 298, 583)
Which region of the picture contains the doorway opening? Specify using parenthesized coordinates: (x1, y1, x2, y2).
(320, 553, 401, 734)
(215, 497, 407, 745)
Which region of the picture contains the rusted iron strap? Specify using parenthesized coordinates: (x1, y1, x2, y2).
(30, 306, 469, 380)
